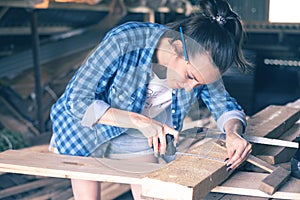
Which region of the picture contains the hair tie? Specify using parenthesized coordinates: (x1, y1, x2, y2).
(212, 15, 227, 25)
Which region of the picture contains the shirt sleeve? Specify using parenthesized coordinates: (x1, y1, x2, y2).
(63, 35, 121, 124)
(199, 78, 247, 132)
(81, 100, 110, 128)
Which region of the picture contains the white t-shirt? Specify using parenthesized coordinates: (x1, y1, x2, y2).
(142, 73, 172, 126)
(81, 72, 173, 128)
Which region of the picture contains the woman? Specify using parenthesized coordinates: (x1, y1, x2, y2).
(49, 0, 252, 199)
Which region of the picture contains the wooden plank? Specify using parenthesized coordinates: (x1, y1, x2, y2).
(216, 140, 291, 196)
(257, 123, 300, 164)
(0, 11, 123, 78)
(21, 179, 71, 200)
(0, 178, 59, 199)
(246, 105, 300, 138)
(51, 187, 73, 200)
(211, 172, 300, 199)
(246, 105, 300, 154)
(259, 166, 291, 195)
(0, 150, 162, 185)
(205, 192, 267, 200)
(142, 139, 229, 200)
(246, 154, 275, 173)
(101, 183, 131, 200)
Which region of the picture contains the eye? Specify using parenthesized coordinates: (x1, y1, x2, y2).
(186, 73, 195, 80)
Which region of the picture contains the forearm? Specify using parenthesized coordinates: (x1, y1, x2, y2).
(97, 107, 156, 130)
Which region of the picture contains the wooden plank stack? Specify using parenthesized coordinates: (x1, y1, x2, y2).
(0, 99, 299, 199)
(209, 99, 300, 199)
(141, 100, 300, 199)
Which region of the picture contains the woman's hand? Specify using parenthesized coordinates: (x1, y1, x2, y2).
(225, 131, 252, 171)
(136, 117, 179, 156)
(145, 124, 179, 157)
(98, 108, 179, 156)
(224, 119, 252, 171)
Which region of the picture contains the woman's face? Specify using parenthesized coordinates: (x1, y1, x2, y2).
(166, 52, 221, 92)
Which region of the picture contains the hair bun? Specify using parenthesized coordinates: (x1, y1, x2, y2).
(212, 14, 227, 25)
(198, 0, 236, 26)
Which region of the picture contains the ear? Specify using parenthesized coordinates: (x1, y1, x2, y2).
(170, 40, 184, 57)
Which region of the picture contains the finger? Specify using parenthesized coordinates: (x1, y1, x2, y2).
(159, 133, 167, 155)
(231, 142, 252, 164)
(226, 147, 235, 164)
(226, 147, 242, 169)
(152, 135, 159, 157)
(230, 155, 244, 170)
(148, 137, 153, 148)
(229, 146, 251, 170)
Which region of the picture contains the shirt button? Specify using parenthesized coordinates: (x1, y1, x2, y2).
(119, 95, 124, 101)
(172, 90, 176, 94)
(172, 109, 175, 113)
(173, 126, 177, 129)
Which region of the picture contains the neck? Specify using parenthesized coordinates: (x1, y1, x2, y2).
(152, 63, 167, 79)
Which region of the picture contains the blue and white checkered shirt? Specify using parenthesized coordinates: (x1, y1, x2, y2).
(50, 21, 246, 156)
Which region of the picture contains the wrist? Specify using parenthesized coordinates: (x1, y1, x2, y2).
(226, 130, 242, 135)
(130, 113, 155, 129)
(225, 130, 244, 140)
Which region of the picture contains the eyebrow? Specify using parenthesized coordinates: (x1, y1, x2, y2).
(179, 27, 189, 65)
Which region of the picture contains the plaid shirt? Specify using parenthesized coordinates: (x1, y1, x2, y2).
(50, 22, 246, 156)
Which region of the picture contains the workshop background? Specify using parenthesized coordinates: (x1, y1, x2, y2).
(0, 0, 299, 199)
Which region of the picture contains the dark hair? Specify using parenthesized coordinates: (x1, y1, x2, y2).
(165, 0, 250, 72)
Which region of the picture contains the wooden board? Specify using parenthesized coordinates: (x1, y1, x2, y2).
(257, 123, 300, 164)
(142, 139, 229, 200)
(217, 142, 291, 195)
(246, 105, 300, 154)
(259, 166, 291, 195)
(0, 178, 59, 199)
(0, 140, 230, 200)
(0, 150, 162, 185)
(211, 172, 300, 199)
(246, 105, 300, 138)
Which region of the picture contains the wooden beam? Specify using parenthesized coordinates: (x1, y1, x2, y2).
(17, 179, 71, 200)
(246, 105, 300, 138)
(246, 105, 300, 154)
(257, 123, 299, 164)
(212, 172, 300, 199)
(0, 11, 123, 78)
(0, 178, 59, 199)
(216, 140, 291, 195)
(0, 0, 192, 13)
(0, 26, 72, 35)
(142, 139, 229, 200)
(259, 166, 291, 195)
(100, 183, 131, 200)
